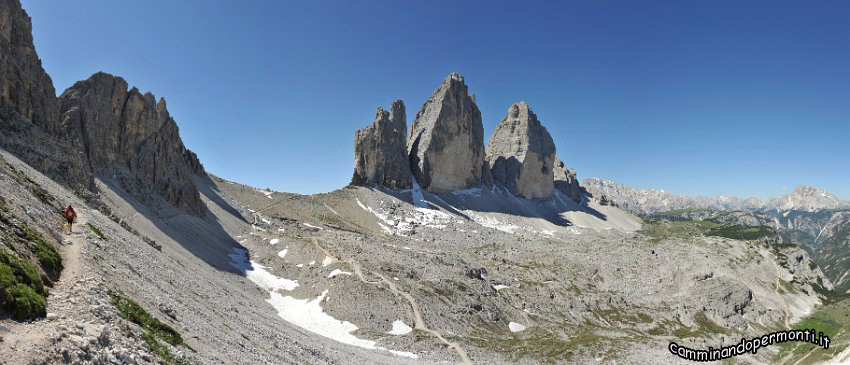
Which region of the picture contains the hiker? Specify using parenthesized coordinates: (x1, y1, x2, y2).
(64, 204, 76, 234)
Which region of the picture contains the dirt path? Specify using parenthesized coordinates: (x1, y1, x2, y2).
(0, 210, 87, 363)
(826, 341, 850, 364)
(314, 238, 473, 365)
(787, 329, 846, 365)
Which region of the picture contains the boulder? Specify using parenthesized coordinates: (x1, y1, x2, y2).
(408, 73, 485, 192)
(58, 72, 206, 216)
(486, 102, 556, 199)
(352, 100, 412, 190)
(553, 155, 583, 203)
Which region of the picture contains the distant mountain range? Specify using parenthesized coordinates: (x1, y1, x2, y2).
(581, 178, 850, 215)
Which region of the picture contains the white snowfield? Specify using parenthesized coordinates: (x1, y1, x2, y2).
(228, 248, 416, 359)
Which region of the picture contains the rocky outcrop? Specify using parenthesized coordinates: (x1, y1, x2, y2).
(352, 100, 412, 190)
(0, 0, 93, 191)
(0, 1, 203, 215)
(408, 73, 485, 192)
(553, 155, 583, 203)
(58, 72, 206, 216)
(486, 102, 556, 199)
(0, 0, 58, 133)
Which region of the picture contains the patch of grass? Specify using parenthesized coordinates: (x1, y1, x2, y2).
(692, 311, 730, 335)
(639, 220, 715, 244)
(0, 248, 48, 319)
(647, 313, 731, 339)
(774, 294, 850, 363)
(706, 225, 775, 240)
(469, 326, 621, 364)
(593, 306, 654, 325)
(19, 225, 62, 281)
(109, 290, 191, 364)
(636, 313, 654, 324)
(87, 223, 106, 240)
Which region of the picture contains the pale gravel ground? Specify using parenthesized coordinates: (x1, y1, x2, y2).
(0, 147, 835, 364)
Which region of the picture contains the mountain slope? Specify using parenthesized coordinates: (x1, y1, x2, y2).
(583, 178, 850, 215)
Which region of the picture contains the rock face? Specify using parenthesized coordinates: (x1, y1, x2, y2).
(0, 0, 58, 133)
(0, 1, 204, 216)
(553, 155, 583, 203)
(58, 72, 206, 216)
(486, 102, 556, 199)
(0, 0, 93, 191)
(408, 73, 485, 192)
(351, 100, 411, 190)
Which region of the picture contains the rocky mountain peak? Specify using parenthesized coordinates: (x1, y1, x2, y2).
(408, 73, 486, 192)
(553, 155, 583, 203)
(486, 102, 556, 199)
(58, 71, 206, 216)
(352, 100, 412, 190)
(768, 185, 846, 211)
(0, 0, 59, 132)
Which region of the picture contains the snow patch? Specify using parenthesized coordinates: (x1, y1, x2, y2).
(386, 320, 413, 335)
(229, 248, 298, 292)
(322, 256, 334, 267)
(303, 223, 322, 230)
(492, 284, 510, 291)
(328, 269, 353, 278)
(277, 249, 288, 259)
(265, 290, 417, 359)
(269, 238, 279, 245)
(470, 213, 519, 234)
(509, 322, 527, 332)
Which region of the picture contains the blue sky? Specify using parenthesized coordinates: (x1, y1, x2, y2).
(22, 0, 850, 199)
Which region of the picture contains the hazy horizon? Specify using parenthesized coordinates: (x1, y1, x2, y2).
(22, 0, 850, 199)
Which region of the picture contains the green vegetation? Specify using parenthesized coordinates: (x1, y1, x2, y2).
(593, 306, 654, 325)
(87, 223, 107, 240)
(774, 294, 850, 364)
(644, 208, 713, 222)
(706, 224, 775, 240)
(815, 223, 850, 294)
(20, 224, 62, 280)
(469, 326, 620, 364)
(639, 220, 721, 244)
(109, 290, 191, 364)
(641, 217, 777, 244)
(0, 248, 48, 319)
(647, 312, 731, 339)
